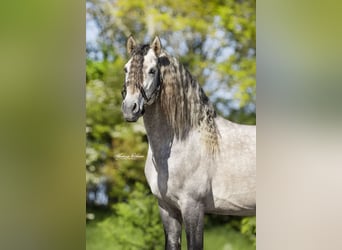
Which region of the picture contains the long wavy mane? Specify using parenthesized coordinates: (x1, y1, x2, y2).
(157, 51, 220, 154)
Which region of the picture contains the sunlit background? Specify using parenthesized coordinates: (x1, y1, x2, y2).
(86, 0, 256, 249)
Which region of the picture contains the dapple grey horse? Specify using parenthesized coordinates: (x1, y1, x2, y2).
(121, 35, 256, 250)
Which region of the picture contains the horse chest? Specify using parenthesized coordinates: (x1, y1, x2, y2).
(144, 149, 207, 207)
(145, 158, 184, 203)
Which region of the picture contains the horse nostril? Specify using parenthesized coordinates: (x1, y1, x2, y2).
(132, 102, 139, 113)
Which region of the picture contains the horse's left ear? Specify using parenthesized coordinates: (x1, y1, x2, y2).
(151, 36, 162, 56)
(126, 35, 137, 56)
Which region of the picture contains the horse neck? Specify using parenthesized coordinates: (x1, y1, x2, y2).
(143, 55, 219, 156)
(143, 101, 174, 156)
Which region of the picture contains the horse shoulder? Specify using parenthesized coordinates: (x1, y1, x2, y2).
(144, 134, 213, 206)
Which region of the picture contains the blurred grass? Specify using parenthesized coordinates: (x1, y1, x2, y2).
(201, 225, 254, 250)
(86, 213, 254, 250)
(179, 223, 254, 250)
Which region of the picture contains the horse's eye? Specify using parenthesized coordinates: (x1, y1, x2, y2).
(121, 87, 126, 99)
(124, 68, 127, 73)
(149, 68, 156, 75)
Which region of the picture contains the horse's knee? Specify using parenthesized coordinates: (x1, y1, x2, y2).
(180, 200, 205, 250)
(158, 200, 182, 249)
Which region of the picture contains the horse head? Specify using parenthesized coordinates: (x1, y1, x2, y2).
(121, 36, 162, 122)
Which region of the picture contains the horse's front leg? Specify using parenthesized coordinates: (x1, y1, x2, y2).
(158, 200, 182, 250)
(181, 199, 204, 250)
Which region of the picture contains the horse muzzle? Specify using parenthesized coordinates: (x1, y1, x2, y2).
(122, 100, 143, 122)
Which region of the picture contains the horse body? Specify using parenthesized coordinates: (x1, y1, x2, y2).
(121, 36, 255, 250)
(144, 106, 256, 217)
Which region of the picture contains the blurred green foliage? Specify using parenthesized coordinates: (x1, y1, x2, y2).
(86, 0, 256, 249)
(99, 183, 163, 249)
(241, 217, 256, 247)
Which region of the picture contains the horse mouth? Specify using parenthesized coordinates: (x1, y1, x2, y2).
(123, 111, 143, 122)
(123, 106, 145, 122)
(125, 116, 139, 122)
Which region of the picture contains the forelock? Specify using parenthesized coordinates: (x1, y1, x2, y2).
(126, 44, 151, 88)
(131, 44, 150, 57)
(129, 44, 151, 69)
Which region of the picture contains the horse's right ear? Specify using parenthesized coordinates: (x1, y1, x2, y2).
(126, 35, 136, 55)
(151, 36, 162, 56)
